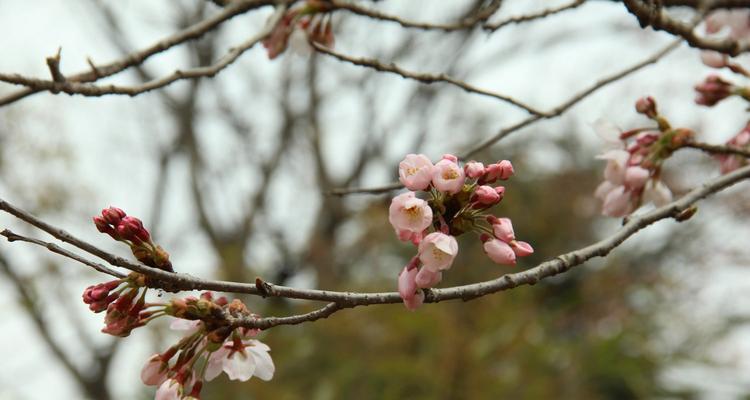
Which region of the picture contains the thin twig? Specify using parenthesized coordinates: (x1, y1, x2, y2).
(683, 142, 750, 158)
(623, 0, 749, 56)
(328, 39, 681, 195)
(0, 0, 277, 107)
(232, 302, 341, 329)
(0, 6, 285, 98)
(329, 0, 501, 32)
(483, 0, 585, 31)
(0, 229, 125, 278)
(312, 43, 546, 116)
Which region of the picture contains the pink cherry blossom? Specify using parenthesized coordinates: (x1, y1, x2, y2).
(418, 232, 458, 272)
(169, 319, 202, 335)
(432, 159, 465, 194)
(155, 379, 182, 400)
(483, 239, 516, 265)
(415, 267, 442, 288)
(597, 149, 630, 185)
(624, 166, 650, 189)
(388, 192, 433, 236)
(205, 340, 275, 382)
(601, 185, 634, 217)
(717, 124, 750, 173)
(399, 154, 434, 190)
(464, 161, 485, 178)
(642, 181, 673, 207)
(141, 354, 169, 386)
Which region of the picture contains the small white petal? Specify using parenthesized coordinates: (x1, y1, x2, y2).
(224, 351, 256, 381)
(248, 346, 275, 381)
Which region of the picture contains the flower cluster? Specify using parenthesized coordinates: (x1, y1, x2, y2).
(390, 154, 533, 310)
(85, 208, 274, 399)
(263, 0, 334, 59)
(594, 97, 694, 217)
(83, 273, 162, 336)
(94, 207, 172, 272)
(142, 293, 274, 400)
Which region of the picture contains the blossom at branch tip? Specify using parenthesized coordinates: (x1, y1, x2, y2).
(480, 160, 513, 184)
(205, 339, 275, 382)
(388, 192, 433, 237)
(432, 156, 465, 194)
(418, 232, 458, 272)
(398, 154, 434, 191)
(483, 238, 516, 265)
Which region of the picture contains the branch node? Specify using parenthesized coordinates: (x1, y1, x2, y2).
(46, 47, 66, 86)
(255, 277, 272, 297)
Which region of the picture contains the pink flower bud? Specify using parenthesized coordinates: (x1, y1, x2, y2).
(481, 160, 514, 183)
(398, 154, 434, 191)
(701, 51, 727, 68)
(432, 159, 465, 194)
(471, 185, 500, 206)
(415, 267, 442, 288)
(102, 207, 126, 225)
(483, 238, 516, 265)
(511, 240, 534, 257)
(635, 96, 657, 118)
(93, 216, 112, 234)
(418, 232, 458, 272)
(403, 289, 425, 311)
(464, 161, 485, 178)
(695, 74, 734, 106)
(398, 266, 418, 301)
(441, 154, 458, 163)
(491, 218, 515, 242)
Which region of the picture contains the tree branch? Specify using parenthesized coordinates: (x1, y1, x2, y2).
(484, 0, 585, 31)
(0, 0, 278, 107)
(1, 163, 748, 309)
(0, 6, 285, 99)
(312, 42, 546, 116)
(327, 38, 681, 195)
(623, 0, 749, 56)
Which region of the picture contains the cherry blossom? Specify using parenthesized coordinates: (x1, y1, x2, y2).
(388, 192, 433, 237)
(432, 156, 465, 194)
(418, 232, 458, 272)
(398, 154, 434, 191)
(205, 340, 275, 382)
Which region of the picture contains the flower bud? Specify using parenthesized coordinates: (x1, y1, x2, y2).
(463, 161, 485, 179)
(695, 75, 734, 106)
(635, 96, 657, 118)
(102, 207, 126, 225)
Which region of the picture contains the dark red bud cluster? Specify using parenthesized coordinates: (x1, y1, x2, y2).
(695, 75, 734, 107)
(82, 279, 123, 312)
